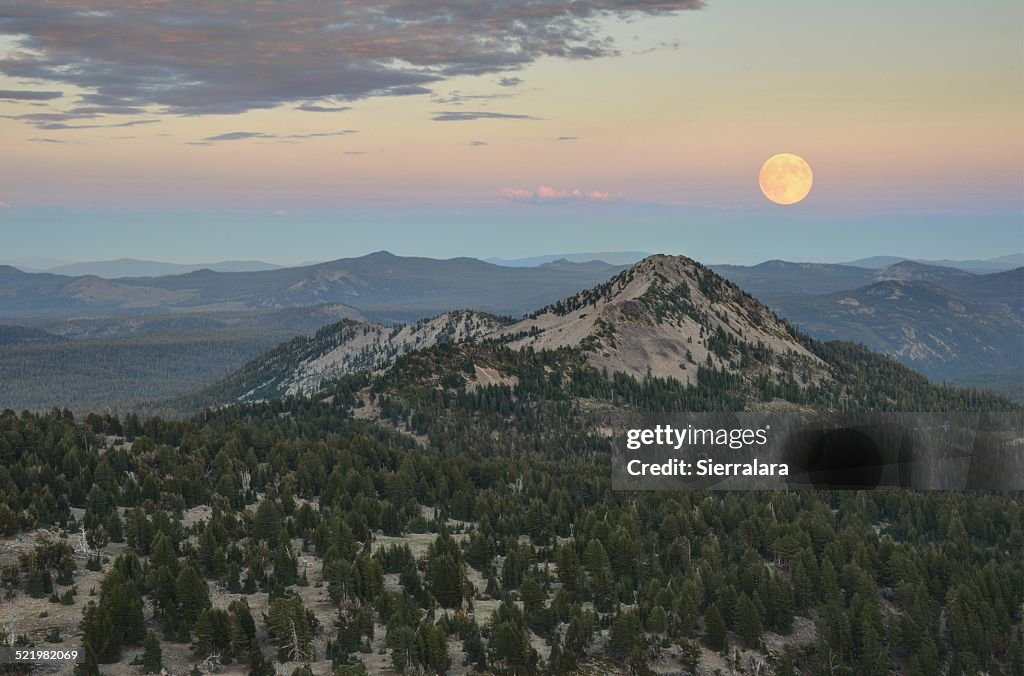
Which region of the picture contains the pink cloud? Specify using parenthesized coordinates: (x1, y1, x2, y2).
(272, 209, 288, 216)
(500, 185, 613, 203)
(0, 201, 9, 209)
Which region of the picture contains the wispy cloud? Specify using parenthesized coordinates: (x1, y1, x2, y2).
(469, 140, 488, 147)
(205, 131, 271, 142)
(286, 130, 357, 139)
(0, 201, 10, 209)
(37, 119, 159, 130)
(0, 89, 62, 101)
(500, 185, 613, 203)
(191, 129, 358, 145)
(557, 136, 578, 141)
(432, 111, 539, 122)
(0, 1, 702, 120)
(27, 137, 67, 143)
(432, 90, 512, 105)
(498, 77, 523, 88)
(3, 106, 155, 129)
(297, 103, 354, 113)
(632, 40, 682, 55)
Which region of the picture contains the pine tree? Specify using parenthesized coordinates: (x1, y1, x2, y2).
(99, 571, 146, 647)
(230, 599, 257, 652)
(608, 612, 642, 661)
(104, 509, 124, 543)
(427, 552, 464, 609)
(197, 526, 219, 578)
(126, 507, 152, 555)
(149, 531, 178, 575)
(252, 500, 283, 546)
(80, 600, 119, 663)
(387, 624, 417, 674)
(416, 622, 450, 673)
(142, 631, 162, 674)
(704, 604, 727, 652)
(647, 605, 668, 635)
(564, 611, 594, 657)
(461, 620, 487, 671)
(26, 563, 48, 598)
(266, 596, 314, 662)
(175, 564, 211, 635)
(146, 563, 178, 621)
(381, 503, 403, 536)
(192, 608, 232, 658)
(735, 593, 763, 648)
(273, 539, 298, 587)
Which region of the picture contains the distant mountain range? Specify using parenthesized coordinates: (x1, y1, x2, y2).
(1, 258, 284, 278)
(486, 251, 650, 267)
(485, 251, 1022, 274)
(0, 252, 627, 322)
(842, 253, 1023, 274)
(713, 259, 1023, 383)
(4, 250, 1017, 275)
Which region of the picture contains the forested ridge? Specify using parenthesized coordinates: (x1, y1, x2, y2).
(0, 329, 294, 415)
(0, 335, 1021, 675)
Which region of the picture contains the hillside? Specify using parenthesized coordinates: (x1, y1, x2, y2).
(710, 260, 877, 303)
(772, 279, 1024, 379)
(712, 260, 1022, 381)
(193, 311, 510, 405)
(0, 324, 64, 345)
(0, 305, 367, 413)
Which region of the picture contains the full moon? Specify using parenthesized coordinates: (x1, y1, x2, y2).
(759, 153, 813, 205)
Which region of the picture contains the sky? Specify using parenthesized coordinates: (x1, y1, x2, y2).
(0, 0, 1021, 265)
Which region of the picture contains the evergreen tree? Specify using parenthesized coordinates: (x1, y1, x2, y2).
(273, 539, 298, 587)
(99, 570, 146, 648)
(266, 597, 314, 662)
(149, 531, 179, 575)
(175, 563, 211, 637)
(735, 593, 763, 648)
(104, 509, 124, 543)
(704, 604, 727, 652)
(387, 624, 418, 674)
(608, 612, 643, 661)
(253, 500, 283, 546)
(192, 608, 233, 659)
(142, 630, 163, 674)
(80, 600, 119, 664)
(426, 548, 464, 608)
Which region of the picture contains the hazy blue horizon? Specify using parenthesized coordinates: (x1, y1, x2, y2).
(1, 204, 1021, 268)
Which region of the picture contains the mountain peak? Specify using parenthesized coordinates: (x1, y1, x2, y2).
(499, 253, 826, 383)
(875, 260, 973, 283)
